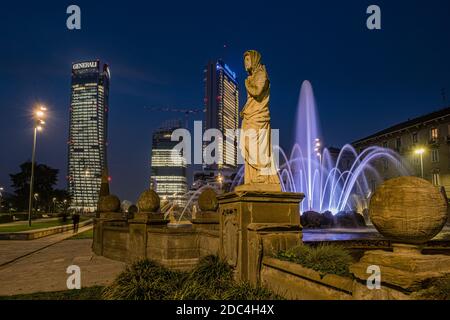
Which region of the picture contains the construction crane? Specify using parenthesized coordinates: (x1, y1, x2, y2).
(144, 106, 205, 129)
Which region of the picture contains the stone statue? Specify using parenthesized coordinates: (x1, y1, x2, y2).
(238, 50, 281, 191)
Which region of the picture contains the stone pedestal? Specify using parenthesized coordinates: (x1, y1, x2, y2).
(350, 244, 450, 294)
(133, 212, 169, 225)
(126, 212, 169, 261)
(192, 211, 219, 231)
(218, 190, 304, 284)
(93, 212, 125, 255)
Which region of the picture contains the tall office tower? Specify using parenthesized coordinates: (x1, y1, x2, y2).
(68, 60, 110, 212)
(151, 120, 187, 206)
(204, 60, 239, 169)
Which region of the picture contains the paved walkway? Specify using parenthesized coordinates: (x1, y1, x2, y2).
(0, 224, 92, 266)
(0, 228, 125, 296)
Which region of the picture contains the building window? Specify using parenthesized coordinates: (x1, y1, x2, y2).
(412, 132, 418, 143)
(396, 137, 401, 150)
(430, 128, 438, 141)
(383, 141, 388, 148)
(432, 173, 440, 186)
(383, 159, 388, 171)
(431, 149, 439, 163)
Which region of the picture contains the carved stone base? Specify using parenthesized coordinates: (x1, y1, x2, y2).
(218, 190, 304, 284)
(350, 244, 450, 292)
(133, 212, 169, 225)
(192, 211, 219, 231)
(234, 183, 282, 192)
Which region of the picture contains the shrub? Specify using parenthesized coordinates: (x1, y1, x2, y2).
(0, 215, 13, 224)
(416, 275, 450, 300)
(276, 244, 353, 277)
(221, 281, 282, 300)
(175, 255, 233, 299)
(102, 259, 182, 300)
(103, 255, 280, 300)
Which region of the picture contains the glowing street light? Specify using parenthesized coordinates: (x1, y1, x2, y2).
(0, 187, 4, 209)
(414, 148, 425, 179)
(28, 105, 47, 226)
(217, 173, 223, 191)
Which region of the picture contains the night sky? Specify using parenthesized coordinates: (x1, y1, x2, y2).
(1, 0, 449, 202)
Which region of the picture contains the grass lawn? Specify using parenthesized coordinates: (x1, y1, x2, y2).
(0, 217, 90, 233)
(69, 228, 93, 240)
(0, 286, 104, 300)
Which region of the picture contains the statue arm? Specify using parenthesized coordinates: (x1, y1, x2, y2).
(245, 71, 267, 98)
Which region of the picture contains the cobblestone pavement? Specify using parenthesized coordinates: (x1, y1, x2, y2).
(0, 230, 125, 296)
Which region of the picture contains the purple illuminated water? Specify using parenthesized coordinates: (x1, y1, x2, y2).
(232, 80, 410, 214)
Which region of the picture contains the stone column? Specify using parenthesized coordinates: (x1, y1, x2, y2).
(92, 172, 122, 256)
(192, 188, 220, 231)
(218, 189, 304, 284)
(127, 189, 168, 261)
(350, 177, 450, 299)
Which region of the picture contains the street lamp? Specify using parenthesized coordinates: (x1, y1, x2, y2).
(217, 173, 223, 192)
(0, 187, 4, 212)
(414, 148, 425, 179)
(28, 105, 47, 226)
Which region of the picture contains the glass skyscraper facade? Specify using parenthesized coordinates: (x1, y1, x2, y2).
(151, 120, 187, 206)
(204, 60, 239, 169)
(68, 60, 110, 212)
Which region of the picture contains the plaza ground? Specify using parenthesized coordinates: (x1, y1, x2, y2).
(0, 226, 125, 297)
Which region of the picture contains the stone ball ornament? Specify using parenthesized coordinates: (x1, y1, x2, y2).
(369, 176, 448, 244)
(137, 189, 160, 212)
(98, 195, 121, 213)
(198, 188, 219, 211)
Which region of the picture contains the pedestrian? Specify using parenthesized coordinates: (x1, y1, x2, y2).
(72, 211, 80, 233)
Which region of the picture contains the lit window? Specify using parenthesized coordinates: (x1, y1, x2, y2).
(430, 128, 439, 141)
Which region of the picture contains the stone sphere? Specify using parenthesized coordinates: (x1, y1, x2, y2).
(198, 188, 218, 211)
(98, 195, 121, 212)
(369, 176, 448, 244)
(137, 189, 160, 212)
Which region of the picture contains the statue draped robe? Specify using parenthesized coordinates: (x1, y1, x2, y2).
(240, 51, 281, 188)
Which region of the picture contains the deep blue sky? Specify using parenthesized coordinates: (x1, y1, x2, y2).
(1, 1, 449, 201)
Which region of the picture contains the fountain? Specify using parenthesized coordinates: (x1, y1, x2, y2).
(232, 80, 411, 215)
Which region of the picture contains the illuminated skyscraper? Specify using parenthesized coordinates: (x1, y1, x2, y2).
(151, 120, 187, 206)
(204, 60, 239, 169)
(68, 60, 110, 212)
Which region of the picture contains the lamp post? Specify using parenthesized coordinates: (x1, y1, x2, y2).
(414, 148, 425, 179)
(217, 173, 223, 192)
(0, 187, 4, 212)
(28, 106, 46, 227)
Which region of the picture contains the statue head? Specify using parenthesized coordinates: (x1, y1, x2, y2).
(244, 50, 262, 74)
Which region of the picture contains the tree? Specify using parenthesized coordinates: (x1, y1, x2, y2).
(9, 161, 60, 212)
